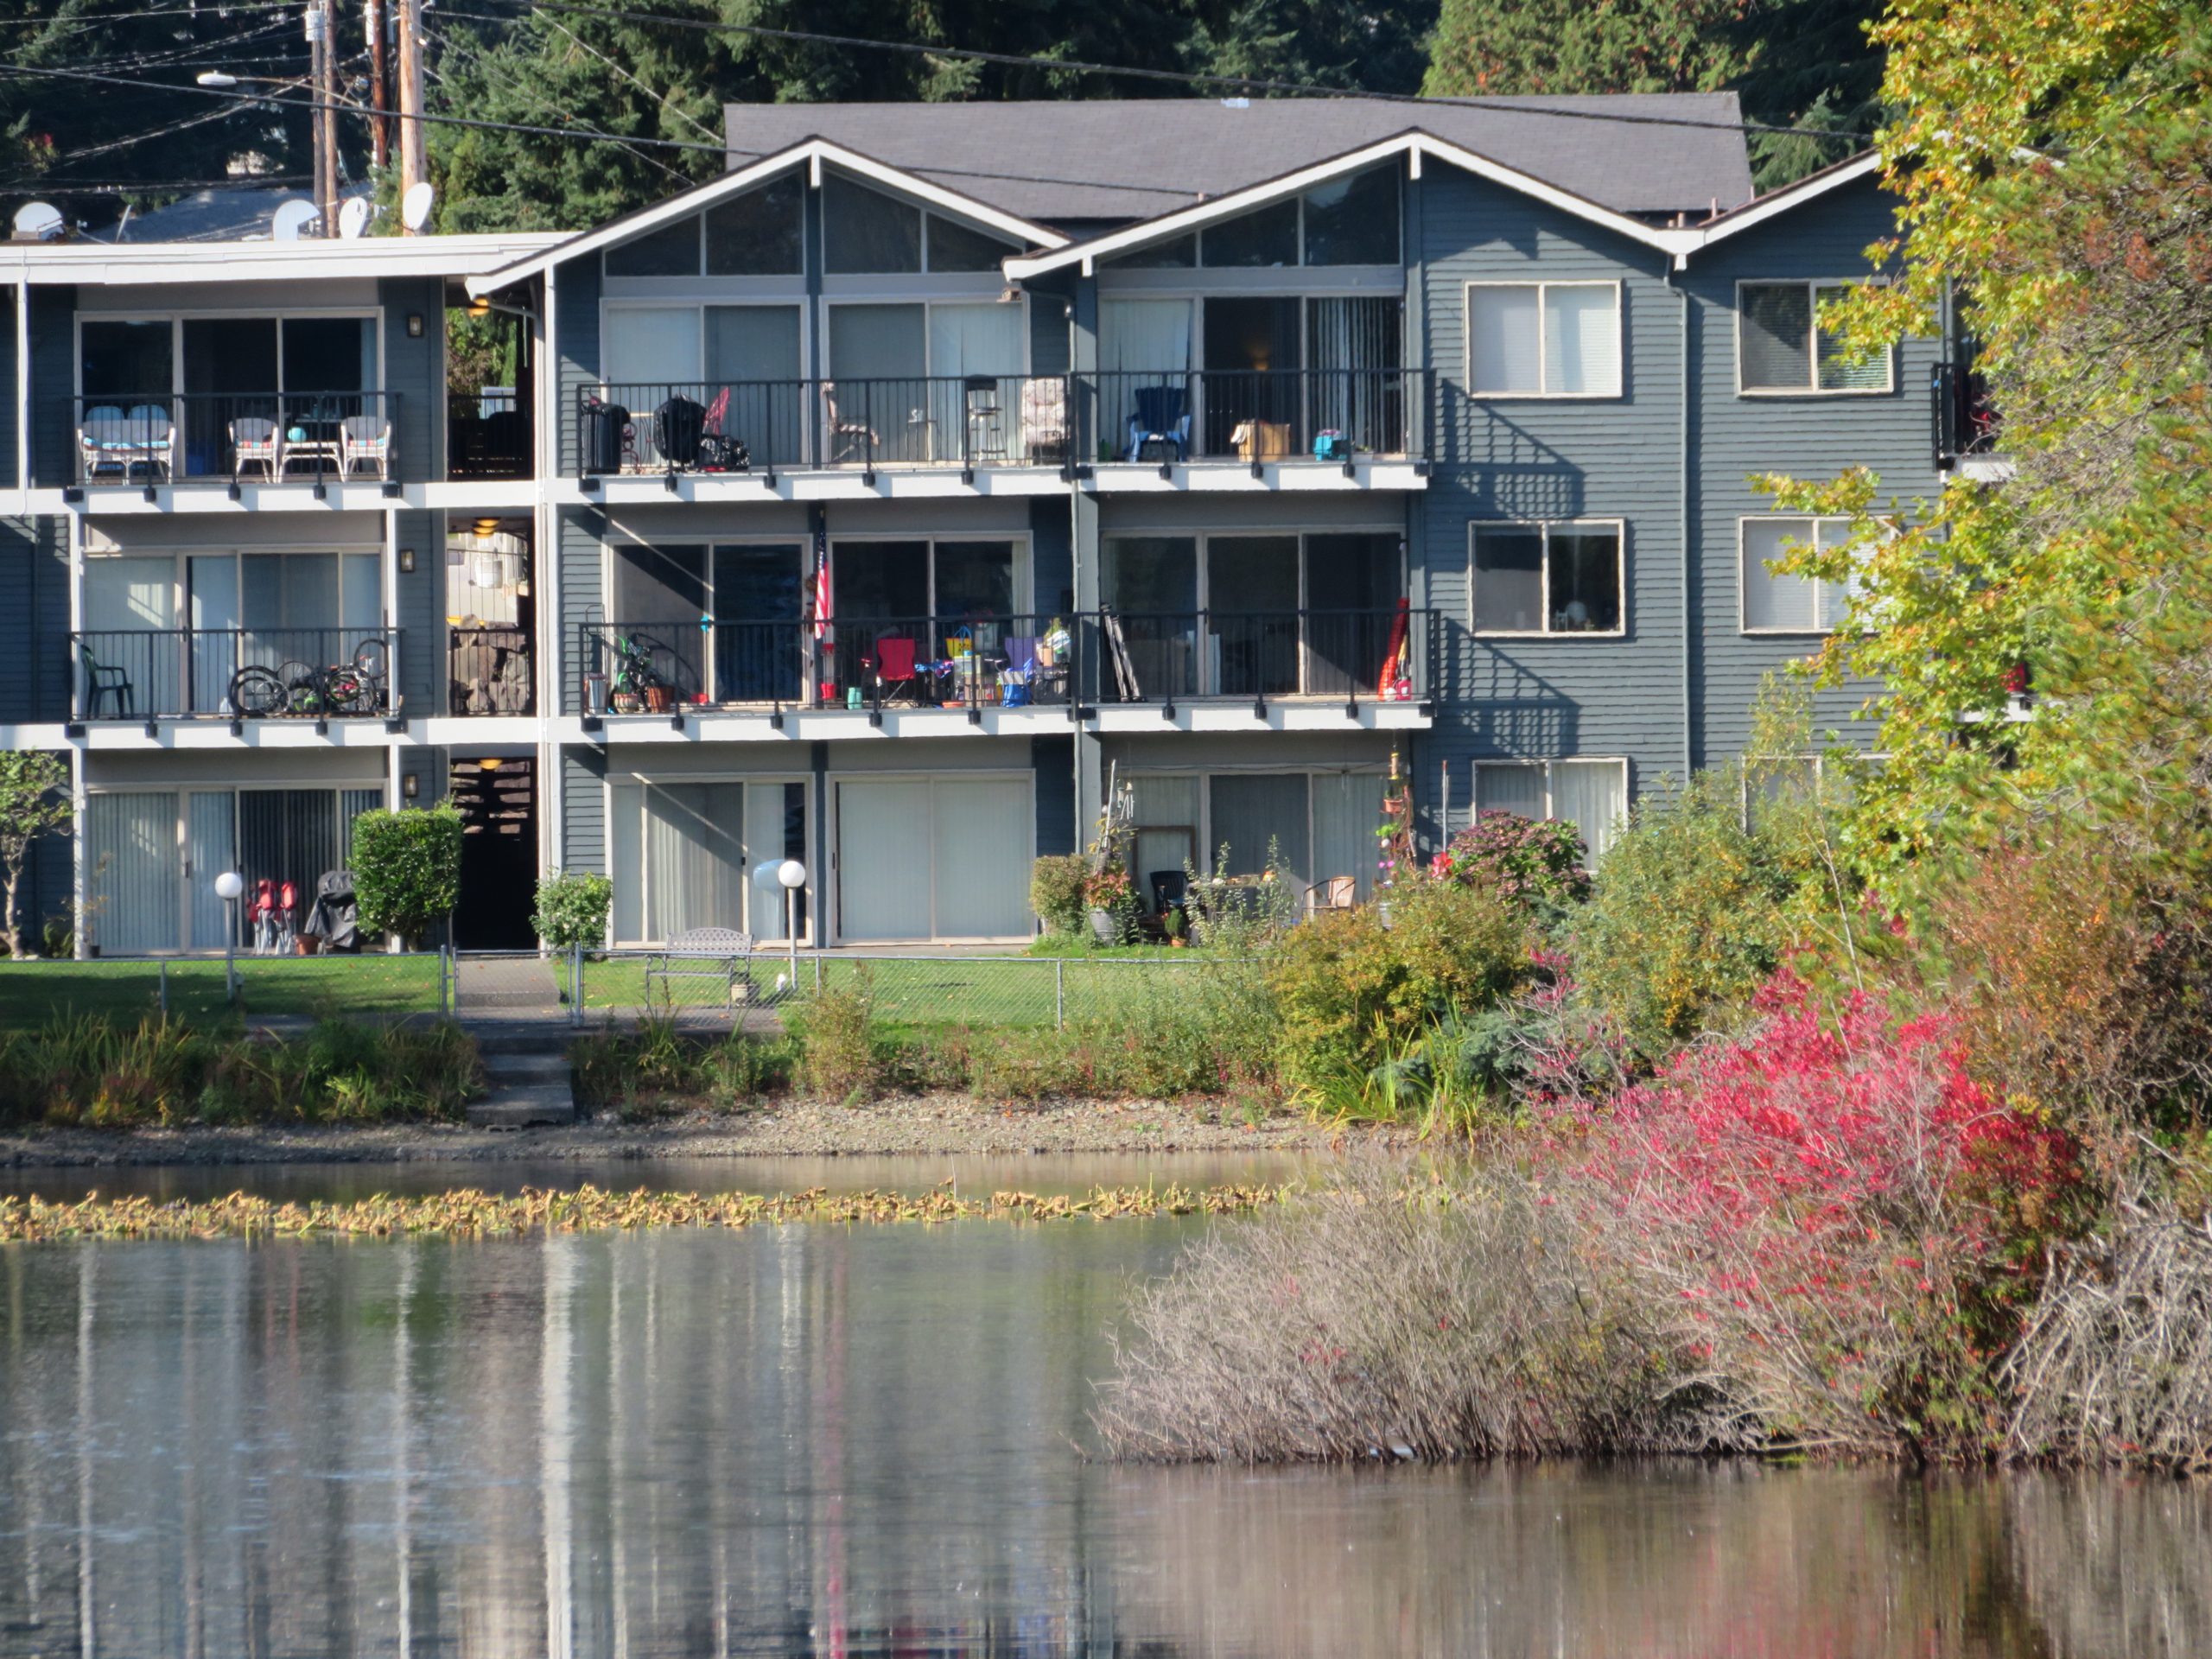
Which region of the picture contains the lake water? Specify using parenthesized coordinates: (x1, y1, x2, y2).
(0, 1159, 2206, 1657)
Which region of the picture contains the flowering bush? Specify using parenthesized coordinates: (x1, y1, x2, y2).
(1431, 811, 1591, 912)
(1083, 865, 1134, 909)
(1571, 974, 2084, 1458)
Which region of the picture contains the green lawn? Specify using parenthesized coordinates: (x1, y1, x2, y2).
(0, 955, 445, 1030)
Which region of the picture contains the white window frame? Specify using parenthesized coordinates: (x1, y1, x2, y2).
(1462, 279, 1623, 399)
(1470, 757, 1630, 869)
(1122, 765, 1392, 886)
(1466, 518, 1627, 638)
(597, 532, 814, 703)
(827, 768, 1036, 944)
(825, 531, 1033, 623)
(74, 306, 389, 403)
(1733, 278, 1894, 397)
(1737, 515, 1864, 635)
(601, 770, 815, 948)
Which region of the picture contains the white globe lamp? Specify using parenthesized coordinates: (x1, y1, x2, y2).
(775, 861, 806, 982)
(213, 871, 245, 1001)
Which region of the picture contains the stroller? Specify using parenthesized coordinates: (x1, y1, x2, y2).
(301, 869, 360, 952)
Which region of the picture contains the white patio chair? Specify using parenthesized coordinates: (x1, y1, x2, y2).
(78, 405, 131, 481)
(339, 413, 391, 480)
(229, 416, 283, 480)
(121, 404, 175, 480)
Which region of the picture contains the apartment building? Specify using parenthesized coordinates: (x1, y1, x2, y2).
(0, 95, 1956, 954)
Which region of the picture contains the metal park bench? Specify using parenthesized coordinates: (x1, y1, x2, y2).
(644, 927, 756, 1006)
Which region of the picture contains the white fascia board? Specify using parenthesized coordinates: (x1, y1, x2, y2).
(1, 233, 567, 288)
(465, 138, 1067, 299)
(1690, 152, 1884, 250)
(1003, 132, 1701, 279)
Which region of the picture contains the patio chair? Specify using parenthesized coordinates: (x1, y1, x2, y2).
(822, 381, 879, 467)
(79, 645, 131, 719)
(1020, 378, 1067, 464)
(963, 375, 1008, 463)
(77, 405, 132, 481)
(999, 634, 1039, 706)
(868, 633, 919, 704)
(1149, 870, 1188, 916)
(338, 413, 391, 480)
(122, 404, 175, 480)
(229, 416, 283, 480)
(1125, 383, 1188, 463)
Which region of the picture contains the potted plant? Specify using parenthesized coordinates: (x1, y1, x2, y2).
(1164, 905, 1190, 947)
(610, 689, 641, 715)
(642, 683, 672, 714)
(1084, 865, 1135, 945)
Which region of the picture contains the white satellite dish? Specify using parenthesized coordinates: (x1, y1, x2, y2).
(338, 197, 372, 239)
(401, 181, 435, 232)
(270, 198, 320, 243)
(12, 201, 63, 242)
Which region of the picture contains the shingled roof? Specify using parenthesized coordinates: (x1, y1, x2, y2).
(723, 95, 1756, 229)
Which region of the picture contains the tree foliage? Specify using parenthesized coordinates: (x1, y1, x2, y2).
(0, 751, 69, 962)
(350, 804, 463, 950)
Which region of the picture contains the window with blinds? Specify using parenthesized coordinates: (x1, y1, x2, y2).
(1465, 282, 1621, 397)
(1472, 760, 1628, 868)
(1739, 518, 1859, 632)
(1738, 281, 1891, 393)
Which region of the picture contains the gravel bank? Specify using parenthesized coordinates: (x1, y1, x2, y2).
(0, 1094, 1389, 1170)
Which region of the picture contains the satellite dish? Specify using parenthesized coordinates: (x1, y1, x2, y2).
(270, 198, 320, 243)
(401, 181, 435, 232)
(338, 197, 372, 239)
(12, 201, 63, 242)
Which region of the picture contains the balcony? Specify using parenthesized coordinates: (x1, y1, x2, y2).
(67, 393, 401, 496)
(572, 607, 1432, 728)
(68, 627, 402, 730)
(447, 389, 533, 481)
(449, 625, 534, 716)
(570, 371, 1432, 483)
(1933, 360, 2009, 479)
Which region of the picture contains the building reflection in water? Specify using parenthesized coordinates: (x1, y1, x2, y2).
(0, 1222, 2208, 1658)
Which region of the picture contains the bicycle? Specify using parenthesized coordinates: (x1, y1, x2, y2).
(229, 637, 388, 719)
(318, 635, 390, 715)
(610, 630, 675, 709)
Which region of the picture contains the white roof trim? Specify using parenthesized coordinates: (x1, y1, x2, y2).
(1001, 132, 1705, 279)
(0, 232, 567, 286)
(466, 138, 1068, 298)
(1691, 152, 1883, 247)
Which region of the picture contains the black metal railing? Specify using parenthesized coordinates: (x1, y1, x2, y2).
(1079, 369, 1427, 466)
(1088, 607, 1433, 707)
(71, 627, 400, 722)
(448, 625, 533, 715)
(447, 390, 533, 480)
(1932, 360, 2002, 469)
(575, 615, 1078, 717)
(576, 375, 1076, 477)
(68, 392, 401, 488)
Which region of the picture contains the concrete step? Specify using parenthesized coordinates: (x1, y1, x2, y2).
(482, 1050, 572, 1081)
(467, 1081, 576, 1129)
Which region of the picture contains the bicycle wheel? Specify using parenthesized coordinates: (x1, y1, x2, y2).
(275, 661, 321, 715)
(228, 664, 287, 718)
(353, 635, 389, 683)
(322, 666, 374, 715)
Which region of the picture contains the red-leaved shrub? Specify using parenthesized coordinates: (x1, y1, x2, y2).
(1569, 974, 2083, 1458)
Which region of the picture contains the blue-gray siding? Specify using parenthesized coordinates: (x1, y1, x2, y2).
(392, 507, 442, 711)
(0, 288, 17, 488)
(379, 277, 444, 483)
(554, 255, 601, 477)
(0, 515, 69, 722)
(28, 287, 73, 488)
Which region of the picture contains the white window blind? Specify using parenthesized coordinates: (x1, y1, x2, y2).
(1742, 518, 1856, 632)
(1473, 761, 1626, 868)
(1739, 281, 1890, 393)
(1467, 283, 1618, 396)
(87, 792, 179, 955)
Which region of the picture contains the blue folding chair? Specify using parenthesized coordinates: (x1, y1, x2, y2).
(1125, 384, 1189, 462)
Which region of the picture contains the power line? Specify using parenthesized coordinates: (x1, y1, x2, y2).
(449, 0, 1875, 147)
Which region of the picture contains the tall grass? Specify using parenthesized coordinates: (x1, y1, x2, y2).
(571, 1014, 792, 1116)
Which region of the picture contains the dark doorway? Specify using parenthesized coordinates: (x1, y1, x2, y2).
(1203, 296, 1302, 455)
(448, 756, 538, 949)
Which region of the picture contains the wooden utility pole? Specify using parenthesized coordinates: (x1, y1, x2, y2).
(366, 0, 389, 172)
(313, 0, 340, 235)
(396, 0, 426, 230)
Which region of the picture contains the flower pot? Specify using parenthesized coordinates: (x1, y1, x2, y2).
(643, 685, 672, 714)
(611, 691, 641, 715)
(296, 937, 320, 956)
(1090, 907, 1122, 946)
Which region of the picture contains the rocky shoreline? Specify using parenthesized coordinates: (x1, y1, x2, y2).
(0, 1094, 1383, 1169)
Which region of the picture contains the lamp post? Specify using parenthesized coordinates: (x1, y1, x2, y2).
(213, 870, 245, 1003)
(777, 861, 807, 988)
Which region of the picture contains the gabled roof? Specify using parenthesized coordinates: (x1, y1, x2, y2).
(1003, 132, 1708, 279)
(465, 137, 1069, 298)
(725, 95, 1757, 226)
(1692, 151, 1885, 247)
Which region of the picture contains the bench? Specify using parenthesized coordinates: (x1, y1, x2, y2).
(644, 927, 756, 1007)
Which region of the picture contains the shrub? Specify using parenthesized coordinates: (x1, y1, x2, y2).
(1268, 879, 1529, 1096)
(1029, 855, 1090, 938)
(351, 804, 464, 950)
(1568, 769, 1797, 1060)
(531, 868, 613, 950)
(571, 1014, 791, 1115)
(1430, 810, 1591, 915)
(1096, 1162, 1725, 1462)
(1570, 974, 2085, 1460)
(0, 751, 70, 961)
(787, 972, 882, 1098)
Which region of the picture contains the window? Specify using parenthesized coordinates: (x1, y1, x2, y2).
(610, 779, 810, 944)
(1740, 517, 1857, 632)
(1465, 282, 1620, 397)
(1126, 770, 1389, 905)
(1471, 523, 1623, 634)
(1107, 234, 1195, 270)
(1301, 167, 1399, 265)
(1200, 199, 1300, 268)
(1473, 759, 1627, 867)
(1738, 281, 1890, 394)
(605, 216, 702, 278)
(925, 213, 1016, 273)
(704, 175, 803, 276)
(823, 175, 921, 274)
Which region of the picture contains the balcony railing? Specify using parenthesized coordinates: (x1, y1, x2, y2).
(572, 607, 1433, 720)
(68, 392, 400, 490)
(1932, 360, 2002, 470)
(449, 625, 533, 715)
(1087, 608, 1433, 708)
(70, 627, 400, 724)
(577, 376, 1076, 479)
(1081, 369, 1427, 467)
(447, 389, 532, 480)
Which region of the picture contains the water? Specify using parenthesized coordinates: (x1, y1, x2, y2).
(0, 1163, 2206, 1657)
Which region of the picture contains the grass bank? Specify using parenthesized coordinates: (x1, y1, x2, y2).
(0, 1180, 1284, 1242)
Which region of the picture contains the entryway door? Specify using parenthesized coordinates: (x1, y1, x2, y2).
(834, 774, 1032, 943)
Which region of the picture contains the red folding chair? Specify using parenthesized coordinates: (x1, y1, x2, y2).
(870, 634, 919, 703)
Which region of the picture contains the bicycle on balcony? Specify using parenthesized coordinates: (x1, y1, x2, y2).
(228, 636, 390, 719)
(608, 631, 677, 713)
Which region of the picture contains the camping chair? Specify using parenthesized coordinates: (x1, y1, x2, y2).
(78, 406, 133, 481)
(1125, 383, 1189, 463)
(963, 375, 1008, 463)
(1000, 635, 1040, 707)
(229, 416, 283, 480)
(123, 404, 175, 480)
(1020, 378, 1067, 465)
(338, 413, 391, 480)
(1306, 874, 1357, 916)
(822, 380, 879, 467)
(868, 633, 919, 704)
(79, 645, 131, 718)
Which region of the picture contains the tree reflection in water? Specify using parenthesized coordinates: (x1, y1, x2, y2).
(0, 1222, 2203, 1657)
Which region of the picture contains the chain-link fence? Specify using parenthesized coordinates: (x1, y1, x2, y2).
(0, 948, 1231, 1033)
